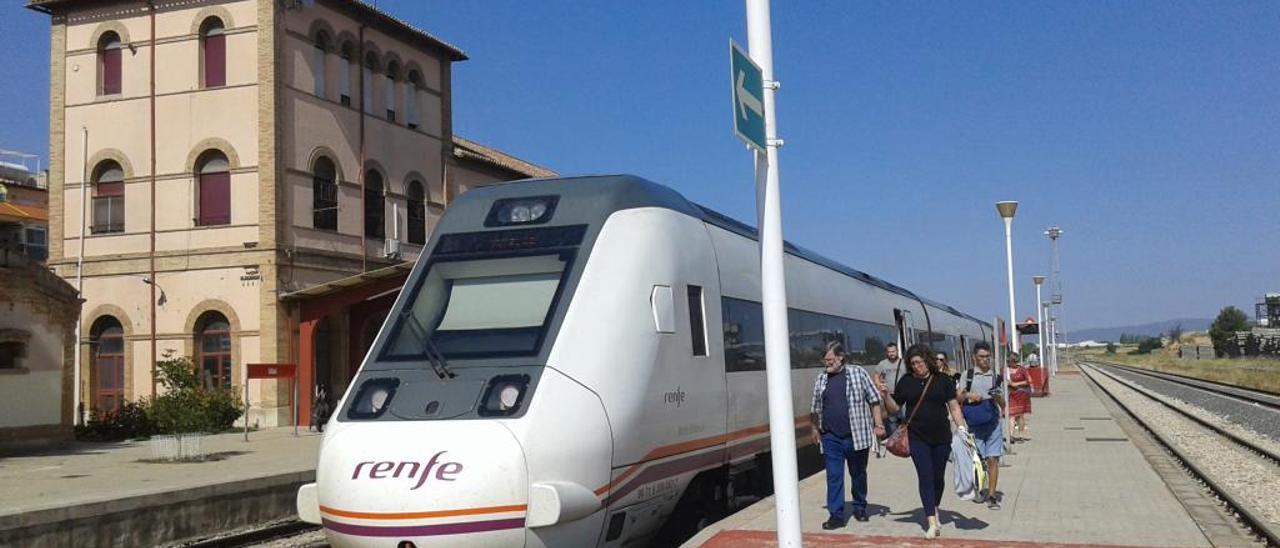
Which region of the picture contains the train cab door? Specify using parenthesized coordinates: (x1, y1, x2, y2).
(894, 308, 917, 350)
(959, 335, 971, 374)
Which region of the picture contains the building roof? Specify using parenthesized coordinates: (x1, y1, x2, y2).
(453, 136, 557, 179)
(25, 0, 468, 62)
(281, 261, 414, 301)
(0, 201, 48, 224)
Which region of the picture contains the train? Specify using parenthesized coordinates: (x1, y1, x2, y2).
(295, 175, 991, 547)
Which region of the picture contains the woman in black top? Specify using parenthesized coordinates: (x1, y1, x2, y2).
(879, 344, 967, 539)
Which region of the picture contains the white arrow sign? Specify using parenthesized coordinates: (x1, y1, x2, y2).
(736, 70, 764, 121)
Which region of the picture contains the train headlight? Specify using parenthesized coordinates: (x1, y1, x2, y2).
(479, 375, 531, 416)
(347, 378, 400, 419)
(485, 196, 559, 227)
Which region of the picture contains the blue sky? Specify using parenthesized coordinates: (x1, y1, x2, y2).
(4, 2, 1277, 332)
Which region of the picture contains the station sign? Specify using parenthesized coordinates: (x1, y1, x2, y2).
(247, 363, 296, 379)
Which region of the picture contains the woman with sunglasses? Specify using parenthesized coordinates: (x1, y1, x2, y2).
(878, 344, 966, 539)
(934, 353, 960, 383)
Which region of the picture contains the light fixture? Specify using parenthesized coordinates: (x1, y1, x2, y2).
(996, 201, 1018, 220)
(485, 196, 559, 227)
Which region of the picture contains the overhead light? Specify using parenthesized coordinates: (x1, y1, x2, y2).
(485, 196, 559, 227)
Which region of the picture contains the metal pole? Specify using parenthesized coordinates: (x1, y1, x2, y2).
(293, 377, 299, 437)
(244, 381, 250, 442)
(999, 207, 1017, 442)
(74, 127, 89, 425)
(745, 1, 800, 545)
(1050, 316, 1058, 374)
(148, 1, 158, 398)
(1034, 280, 1044, 371)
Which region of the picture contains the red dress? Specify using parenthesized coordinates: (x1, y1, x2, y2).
(1008, 367, 1032, 417)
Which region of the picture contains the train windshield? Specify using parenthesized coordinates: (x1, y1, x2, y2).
(381, 253, 571, 360)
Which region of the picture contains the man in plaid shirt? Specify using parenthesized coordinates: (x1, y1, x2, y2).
(810, 341, 887, 529)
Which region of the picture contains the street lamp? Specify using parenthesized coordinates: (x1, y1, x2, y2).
(141, 276, 168, 306)
(996, 201, 1018, 444)
(1044, 226, 1064, 374)
(1033, 275, 1045, 373)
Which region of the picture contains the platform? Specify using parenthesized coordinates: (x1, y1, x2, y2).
(685, 373, 1214, 547)
(0, 427, 320, 546)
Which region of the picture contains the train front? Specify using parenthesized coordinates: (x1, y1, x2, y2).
(297, 180, 625, 547)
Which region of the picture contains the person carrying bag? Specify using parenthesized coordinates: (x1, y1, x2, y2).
(884, 374, 932, 458)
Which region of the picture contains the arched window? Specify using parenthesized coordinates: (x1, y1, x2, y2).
(98, 31, 122, 96)
(362, 52, 378, 114)
(338, 41, 353, 106)
(406, 70, 421, 130)
(384, 61, 399, 122)
(406, 180, 425, 244)
(199, 18, 226, 88)
(312, 156, 338, 231)
(196, 312, 232, 390)
(90, 316, 124, 414)
(91, 160, 125, 233)
(364, 169, 384, 239)
(196, 151, 231, 226)
(312, 31, 329, 97)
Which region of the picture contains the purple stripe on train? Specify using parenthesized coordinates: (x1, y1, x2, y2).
(322, 517, 525, 537)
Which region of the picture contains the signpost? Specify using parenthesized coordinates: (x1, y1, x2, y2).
(244, 363, 298, 441)
(734, 2, 800, 545)
(729, 40, 767, 153)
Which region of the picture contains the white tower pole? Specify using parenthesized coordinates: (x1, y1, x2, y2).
(74, 127, 89, 425)
(746, 1, 801, 545)
(997, 202, 1018, 442)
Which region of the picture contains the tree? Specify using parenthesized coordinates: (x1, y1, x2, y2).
(1105, 342, 1117, 355)
(1209, 306, 1250, 357)
(1167, 323, 1183, 344)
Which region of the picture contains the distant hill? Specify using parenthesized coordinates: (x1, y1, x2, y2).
(1068, 318, 1212, 343)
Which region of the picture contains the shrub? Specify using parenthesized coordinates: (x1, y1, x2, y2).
(1210, 306, 1250, 357)
(75, 399, 156, 441)
(149, 353, 244, 436)
(1105, 342, 1117, 355)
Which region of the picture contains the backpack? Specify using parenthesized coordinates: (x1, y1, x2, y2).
(961, 369, 1001, 427)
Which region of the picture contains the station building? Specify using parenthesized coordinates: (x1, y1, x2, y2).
(28, 0, 553, 426)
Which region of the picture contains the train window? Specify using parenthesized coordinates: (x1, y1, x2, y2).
(722, 297, 765, 372)
(382, 253, 571, 360)
(687, 285, 707, 357)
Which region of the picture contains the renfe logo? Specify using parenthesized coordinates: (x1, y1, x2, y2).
(352, 451, 464, 490)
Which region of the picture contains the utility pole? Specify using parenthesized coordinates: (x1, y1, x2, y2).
(745, 1, 801, 545)
(1045, 226, 1063, 373)
(997, 202, 1018, 443)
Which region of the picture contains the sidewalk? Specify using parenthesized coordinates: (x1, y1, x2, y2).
(685, 374, 1212, 547)
(0, 427, 320, 546)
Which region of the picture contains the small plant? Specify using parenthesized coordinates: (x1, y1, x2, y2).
(148, 352, 244, 459)
(75, 399, 155, 442)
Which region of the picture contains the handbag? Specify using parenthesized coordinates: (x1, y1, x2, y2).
(886, 373, 934, 458)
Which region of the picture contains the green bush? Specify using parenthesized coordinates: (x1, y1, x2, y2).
(1131, 337, 1163, 355)
(149, 353, 244, 435)
(75, 399, 156, 441)
(1210, 306, 1250, 357)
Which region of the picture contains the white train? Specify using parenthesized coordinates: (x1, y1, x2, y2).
(296, 175, 991, 547)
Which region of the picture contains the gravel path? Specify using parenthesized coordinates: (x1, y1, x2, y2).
(1084, 364, 1280, 530)
(1096, 363, 1280, 446)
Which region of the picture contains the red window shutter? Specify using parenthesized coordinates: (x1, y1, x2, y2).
(203, 34, 226, 87)
(102, 48, 122, 95)
(199, 171, 230, 225)
(97, 180, 124, 197)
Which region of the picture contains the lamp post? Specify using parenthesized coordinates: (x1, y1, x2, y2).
(1044, 226, 1063, 374)
(996, 201, 1018, 445)
(1033, 275, 1045, 372)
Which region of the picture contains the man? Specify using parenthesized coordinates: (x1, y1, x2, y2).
(873, 342, 905, 457)
(957, 341, 1005, 509)
(810, 341, 887, 529)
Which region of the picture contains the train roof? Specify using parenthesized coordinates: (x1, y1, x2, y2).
(460, 174, 991, 328)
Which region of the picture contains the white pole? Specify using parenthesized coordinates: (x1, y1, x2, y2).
(1000, 210, 1017, 442)
(1050, 316, 1058, 374)
(1034, 284, 1044, 371)
(74, 127, 89, 425)
(745, 1, 800, 545)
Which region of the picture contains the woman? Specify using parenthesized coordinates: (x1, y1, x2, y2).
(879, 344, 967, 539)
(1007, 353, 1032, 436)
(935, 353, 960, 382)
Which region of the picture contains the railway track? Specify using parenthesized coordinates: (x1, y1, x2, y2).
(172, 519, 322, 548)
(1082, 362, 1280, 547)
(1093, 360, 1280, 410)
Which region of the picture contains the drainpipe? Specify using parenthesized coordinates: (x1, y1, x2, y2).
(74, 126, 88, 424)
(148, 0, 158, 397)
(357, 24, 366, 272)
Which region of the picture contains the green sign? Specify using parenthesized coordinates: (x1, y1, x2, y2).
(729, 40, 766, 153)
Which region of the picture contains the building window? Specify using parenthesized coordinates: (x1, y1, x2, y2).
(90, 316, 125, 414)
(339, 42, 353, 106)
(23, 225, 47, 261)
(91, 160, 125, 233)
(312, 156, 338, 231)
(312, 31, 329, 97)
(364, 169, 384, 239)
(199, 18, 226, 88)
(98, 31, 122, 96)
(362, 52, 377, 114)
(406, 180, 425, 244)
(384, 61, 398, 122)
(196, 151, 231, 226)
(0, 342, 24, 370)
(196, 312, 232, 390)
(406, 70, 421, 130)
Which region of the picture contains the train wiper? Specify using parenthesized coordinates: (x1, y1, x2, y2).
(402, 312, 455, 380)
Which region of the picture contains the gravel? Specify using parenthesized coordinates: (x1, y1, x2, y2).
(1096, 363, 1280, 447)
(245, 529, 327, 548)
(1084, 365, 1280, 529)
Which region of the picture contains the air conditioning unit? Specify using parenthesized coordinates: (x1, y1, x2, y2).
(383, 238, 401, 259)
